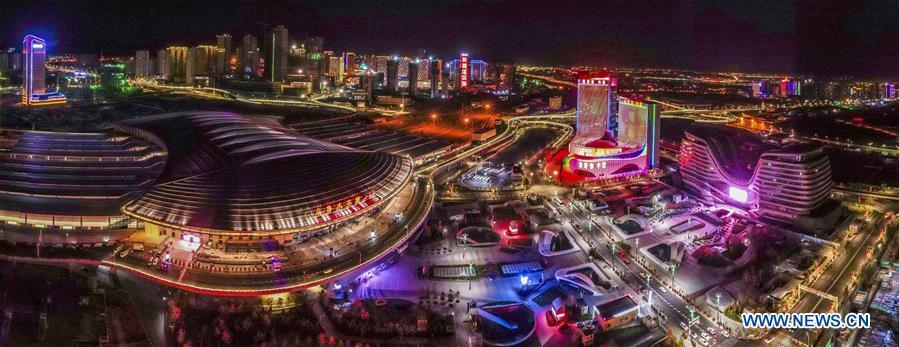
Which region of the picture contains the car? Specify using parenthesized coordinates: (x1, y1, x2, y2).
(707, 327, 716, 335)
(659, 286, 668, 293)
(690, 331, 698, 339)
(698, 337, 709, 346)
(701, 331, 710, 340)
(679, 322, 688, 330)
(721, 330, 730, 338)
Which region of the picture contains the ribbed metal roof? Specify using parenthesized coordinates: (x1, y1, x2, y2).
(119, 112, 412, 233)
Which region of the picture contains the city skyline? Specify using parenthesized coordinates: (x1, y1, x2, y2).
(1, 2, 899, 346)
(3, 0, 899, 78)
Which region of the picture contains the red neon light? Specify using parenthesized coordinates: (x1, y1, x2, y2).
(460, 53, 469, 88)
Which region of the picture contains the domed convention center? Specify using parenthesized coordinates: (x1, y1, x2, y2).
(0, 111, 429, 294)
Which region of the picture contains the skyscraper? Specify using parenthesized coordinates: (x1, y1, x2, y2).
(470, 59, 486, 82)
(165, 46, 188, 83)
(386, 58, 398, 93)
(135, 50, 151, 76)
(0, 53, 8, 74)
(186, 45, 216, 85)
(499, 64, 516, 90)
(555, 73, 658, 183)
(569, 75, 616, 156)
(216, 34, 232, 76)
(241, 35, 259, 79)
(407, 60, 419, 95)
(305, 36, 324, 91)
(328, 55, 342, 80)
(343, 52, 356, 79)
(429, 58, 441, 98)
(264, 25, 289, 82)
(22, 35, 66, 106)
(156, 49, 168, 77)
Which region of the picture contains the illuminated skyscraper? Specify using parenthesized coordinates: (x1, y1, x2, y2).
(407, 60, 419, 95)
(429, 58, 441, 98)
(569, 75, 615, 157)
(305, 36, 324, 91)
(240, 35, 259, 79)
(22, 35, 66, 106)
(878, 82, 896, 99)
(186, 45, 216, 85)
(328, 55, 342, 79)
(165, 46, 188, 83)
(470, 59, 486, 82)
(264, 25, 289, 82)
(135, 50, 151, 76)
(751, 81, 765, 98)
(386, 58, 398, 93)
(341, 52, 356, 81)
(156, 49, 168, 77)
(216, 34, 232, 76)
(780, 78, 800, 97)
(556, 73, 657, 182)
(500, 64, 516, 90)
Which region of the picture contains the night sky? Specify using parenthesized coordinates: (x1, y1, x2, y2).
(3, 0, 899, 78)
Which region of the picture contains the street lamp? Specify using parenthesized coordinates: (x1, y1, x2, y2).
(469, 263, 474, 290)
(461, 233, 468, 259)
(715, 291, 722, 323)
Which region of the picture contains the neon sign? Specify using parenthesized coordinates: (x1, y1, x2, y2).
(460, 53, 469, 88)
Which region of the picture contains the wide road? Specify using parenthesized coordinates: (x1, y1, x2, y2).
(551, 197, 742, 347)
(772, 212, 886, 346)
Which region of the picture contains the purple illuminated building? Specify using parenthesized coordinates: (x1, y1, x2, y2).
(22, 34, 66, 106)
(679, 124, 841, 233)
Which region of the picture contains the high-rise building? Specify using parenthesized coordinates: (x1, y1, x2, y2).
(305, 36, 324, 91)
(343, 52, 356, 79)
(370, 55, 389, 74)
(407, 60, 419, 95)
(779, 78, 800, 97)
(165, 46, 188, 83)
(264, 25, 289, 82)
(499, 64, 516, 90)
(8, 51, 21, 72)
(156, 49, 168, 77)
(135, 50, 151, 76)
(441, 70, 449, 96)
(470, 59, 486, 82)
(22, 35, 66, 106)
(878, 82, 896, 99)
(0, 53, 8, 74)
(386, 58, 398, 93)
(186, 45, 216, 85)
(429, 58, 442, 98)
(751, 81, 765, 98)
(328, 55, 342, 80)
(362, 70, 375, 105)
(240, 35, 259, 79)
(569, 75, 615, 156)
(216, 34, 232, 77)
(556, 74, 657, 182)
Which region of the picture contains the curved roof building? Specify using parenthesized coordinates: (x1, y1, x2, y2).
(679, 124, 840, 233)
(0, 129, 165, 229)
(116, 112, 413, 237)
(1, 111, 425, 294)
